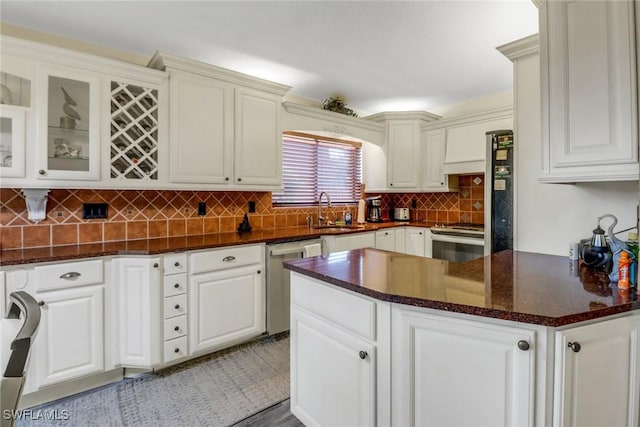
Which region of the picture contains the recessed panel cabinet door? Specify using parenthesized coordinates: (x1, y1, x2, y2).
(553, 315, 640, 427)
(387, 120, 420, 189)
(290, 307, 376, 427)
(392, 308, 535, 427)
(189, 264, 264, 355)
(234, 87, 282, 187)
(34, 285, 104, 388)
(168, 72, 233, 184)
(541, 0, 638, 180)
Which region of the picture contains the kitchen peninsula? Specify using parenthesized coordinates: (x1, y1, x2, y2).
(284, 249, 640, 427)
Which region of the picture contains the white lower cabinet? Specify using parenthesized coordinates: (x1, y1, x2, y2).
(553, 315, 640, 427)
(34, 284, 105, 388)
(291, 307, 376, 427)
(392, 307, 536, 427)
(290, 272, 389, 427)
(375, 229, 396, 251)
(189, 265, 264, 355)
(403, 227, 427, 257)
(113, 257, 161, 368)
(188, 244, 265, 356)
(322, 231, 375, 254)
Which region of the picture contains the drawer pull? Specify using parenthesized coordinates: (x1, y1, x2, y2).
(38, 301, 45, 307)
(174, 283, 180, 289)
(174, 262, 180, 267)
(174, 326, 180, 331)
(153, 263, 159, 268)
(60, 272, 81, 280)
(174, 304, 180, 310)
(222, 256, 236, 262)
(359, 351, 368, 360)
(174, 348, 180, 353)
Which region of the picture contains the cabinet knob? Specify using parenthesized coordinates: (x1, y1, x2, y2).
(440, 182, 444, 186)
(38, 169, 46, 175)
(389, 183, 393, 186)
(419, 232, 423, 235)
(517, 340, 530, 351)
(174, 262, 180, 267)
(359, 351, 368, 360)
(174, 283, 180, 289)
(568, 342, 581, 353)
(225, 177, 230, 181)
(153, 263, 159, 268)
(222, 256, 236, 262)
(174, 348, 180, 353)
(174, 326, 180, 332)
(237, 177, 242, 182)
(174, 304, 180, 310)
(38, 300, 45, 307)
(257, 270, 261, 274)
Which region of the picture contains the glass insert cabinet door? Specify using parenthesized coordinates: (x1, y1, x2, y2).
(0, 66, 30, 178)
(37, 67, 101, 180)
(0, 106, 26, 178)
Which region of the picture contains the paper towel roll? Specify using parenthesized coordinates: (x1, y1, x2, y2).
(356, 199, 366, 224)
(303, 243, 322, 257)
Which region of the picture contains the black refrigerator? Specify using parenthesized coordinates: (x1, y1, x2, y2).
(487, 130, 514, 253)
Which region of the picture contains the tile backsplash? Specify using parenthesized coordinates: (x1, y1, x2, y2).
(0, 174, 484, 249)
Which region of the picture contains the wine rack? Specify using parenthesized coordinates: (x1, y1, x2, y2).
(109, 81, 159, 180)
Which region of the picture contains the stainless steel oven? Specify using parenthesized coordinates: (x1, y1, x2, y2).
(430, 225, 485, 263)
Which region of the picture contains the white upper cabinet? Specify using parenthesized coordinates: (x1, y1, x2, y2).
(422, 128, 459, 192)
(36, 65, 102, 182)
(166, 71, 233, 184)
(234, 86, 282, 186)
(0, 35, 168, 189)
(540, 0, 639, 182)
(149, 52, 290, 190)
(366, 111, 440, 191)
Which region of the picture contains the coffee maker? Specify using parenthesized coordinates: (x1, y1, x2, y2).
(365, 196, 383, 222)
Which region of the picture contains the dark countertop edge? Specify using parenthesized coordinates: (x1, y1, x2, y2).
(284, 263, 640, 328)
(0, 222, 431, 266)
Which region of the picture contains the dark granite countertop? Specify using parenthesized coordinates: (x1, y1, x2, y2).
(0, 222, 428, 266)
(284, 248, 640, 327)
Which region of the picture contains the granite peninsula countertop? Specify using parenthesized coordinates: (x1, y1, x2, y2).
(0, 222, 419, 266)
(284, 248, 640, 327)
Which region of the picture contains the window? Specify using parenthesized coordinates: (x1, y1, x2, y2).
(272, 132, 362, 206)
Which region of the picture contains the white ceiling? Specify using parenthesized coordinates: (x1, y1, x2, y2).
(0, 0, 539, 116)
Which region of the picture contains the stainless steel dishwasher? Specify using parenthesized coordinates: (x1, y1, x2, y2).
(266, 239, 322, 335)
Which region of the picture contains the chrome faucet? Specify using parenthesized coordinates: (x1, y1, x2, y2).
(317, 191, 332, 226)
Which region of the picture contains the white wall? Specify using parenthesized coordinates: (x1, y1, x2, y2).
(514, 50, 639, 256)
(429, 91, 513, 119)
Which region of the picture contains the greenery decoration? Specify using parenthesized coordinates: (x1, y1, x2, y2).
(321, 96, 359, 118)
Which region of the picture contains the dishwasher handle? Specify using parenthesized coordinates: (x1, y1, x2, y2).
(270, 247, 305, 257)
(4, 291, 41, 378)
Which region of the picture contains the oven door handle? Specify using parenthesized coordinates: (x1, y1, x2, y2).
(431, 233, 485, 246)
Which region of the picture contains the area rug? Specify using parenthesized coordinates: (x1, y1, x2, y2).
(17, 335, 290, 427)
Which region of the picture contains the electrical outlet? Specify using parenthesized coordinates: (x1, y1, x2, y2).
(198, 202, 206, 216)
(82, 203, 108, 219)
(248, 201, 256, 213)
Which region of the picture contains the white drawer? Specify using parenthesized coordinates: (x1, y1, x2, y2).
(164, 336, 188, 362)
(164, 253, 187, 276)
(164, 294, 187, 319)
(190, 244, 264, 274)
(164, 315, 187, 340)
(291, 274, 376, 341)
(34, 259, 104, 292)
(163, 274, 187, 297)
